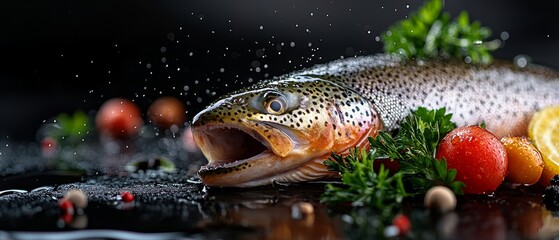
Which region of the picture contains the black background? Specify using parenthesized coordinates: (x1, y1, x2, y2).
(1, 0, 558, 141)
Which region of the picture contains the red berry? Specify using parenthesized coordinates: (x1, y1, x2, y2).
(392, 214, 411, 235)
(121, 191, 135, 202)
(59, 199, 75, 216)
(41, 137, 58, 158)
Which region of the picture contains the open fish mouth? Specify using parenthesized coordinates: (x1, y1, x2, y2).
(192, 124, 273, 175)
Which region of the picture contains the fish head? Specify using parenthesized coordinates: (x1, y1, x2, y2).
(191, 75, 380, 187)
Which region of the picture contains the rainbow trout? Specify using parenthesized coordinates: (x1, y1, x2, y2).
(191, 54, 559, 187)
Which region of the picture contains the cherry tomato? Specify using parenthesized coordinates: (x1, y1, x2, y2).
(95, 98, 144, 139)
(147, 96, 186, 130)
(501, 136, 543, 185)
(436, 126, 508, 194)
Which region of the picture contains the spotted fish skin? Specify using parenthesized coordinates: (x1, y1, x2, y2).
(291, 54, 559, 137)
(192, 54, 559, 187)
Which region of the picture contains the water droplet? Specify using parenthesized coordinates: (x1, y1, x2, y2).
(160, 46, 167, 53)
(259, 25, 264, 30)
(290, 42, 295, 47)
(514, 55, 530, 68)
(166, 32, 175, 41)
(451, 135, 460, 144)
(500, 31, 509, 41)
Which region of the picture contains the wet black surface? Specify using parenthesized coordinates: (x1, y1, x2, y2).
(1, 147, 559, 240)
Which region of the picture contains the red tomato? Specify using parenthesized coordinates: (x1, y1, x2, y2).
(435, 126, 508, 194)
(147, 96, 186, 130)
(96, 98, 144, 139)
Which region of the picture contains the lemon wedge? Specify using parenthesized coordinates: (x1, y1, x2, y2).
(528, 105, 559, 186)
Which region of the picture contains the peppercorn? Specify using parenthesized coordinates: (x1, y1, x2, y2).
(550, 174, 559, 186)
(543, 174, 559, 211)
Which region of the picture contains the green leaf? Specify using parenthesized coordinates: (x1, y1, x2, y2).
(321, 148, 408, 214)
(46, 111, 92, 144)
(382, 0, 499, 64)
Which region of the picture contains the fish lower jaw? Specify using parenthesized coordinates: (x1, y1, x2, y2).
(200, 150, 272, 172)
(199, 155, 334, 188)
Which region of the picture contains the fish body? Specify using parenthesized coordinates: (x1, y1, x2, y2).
(191, 54, 559, 187)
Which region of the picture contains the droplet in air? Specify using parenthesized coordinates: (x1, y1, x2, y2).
(514, 55, 530, 68)
(167, 32, 175, 41)
(500, 31, 509, 41)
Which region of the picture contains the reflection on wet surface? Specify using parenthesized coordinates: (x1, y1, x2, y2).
(0, 135, 558, 239)
(0, 169, 558, 239)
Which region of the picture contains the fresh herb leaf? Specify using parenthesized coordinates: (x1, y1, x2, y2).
(382, 0, 500, 64)
(321, 148, 407, 217)
(370, 107, 464, 194)
(321, 107, 465, 210)
(43, 111, 92, 145)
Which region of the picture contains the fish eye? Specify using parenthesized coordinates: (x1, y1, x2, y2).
(264, 94, 287, 114)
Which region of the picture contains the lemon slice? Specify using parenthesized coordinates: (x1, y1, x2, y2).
(528, 105, 559, 186)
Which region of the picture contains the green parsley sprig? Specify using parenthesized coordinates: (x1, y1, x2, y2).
(42, 111, 92, 145)
(382, 0, 500, 64)
(321, 148, 407, 217)
(371, 107, 464, 194)
(321, 107, 465, 209)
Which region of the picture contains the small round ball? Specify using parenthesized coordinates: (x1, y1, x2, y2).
(96, 98, 144, 139)
(147, 96, 186, 130)
(424, 186, 457, 213)
(295, 202, 314, 216)
(121, 191, 135, 203)
(501, 136, 543, 185)
(63, 189, 88, 209)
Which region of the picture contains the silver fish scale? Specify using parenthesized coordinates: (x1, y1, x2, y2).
(288, 54, 559, 136)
